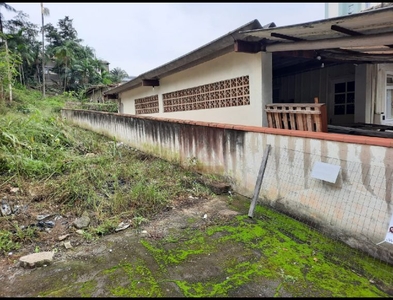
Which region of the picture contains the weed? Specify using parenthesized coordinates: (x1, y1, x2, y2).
(82, 230, 97, 242)
(0, 86, 230, 257)
(132, 216, 148, 228)
(0, 230, 20, 255)
(94, 218, 119, 236)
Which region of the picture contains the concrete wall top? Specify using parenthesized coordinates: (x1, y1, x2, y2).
(61, 109, 393, 148)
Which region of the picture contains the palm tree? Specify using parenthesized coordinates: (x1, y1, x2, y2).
(73, 57, 94, 86)
(41, 3, 49, 98)
(7, 30, 33, 85)
(5, 11, 40, 86)
(53, 40, 76, 92)
(0, 2, 17, 103)
(0, 2, 16, 34)
(110, 67, 129, 84)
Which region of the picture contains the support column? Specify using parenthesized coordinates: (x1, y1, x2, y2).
(261, 52, 273, 127)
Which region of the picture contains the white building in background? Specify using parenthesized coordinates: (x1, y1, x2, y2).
(324, 2, 380, 18)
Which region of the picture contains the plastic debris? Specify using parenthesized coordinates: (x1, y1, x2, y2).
(115, 221, 131, 232)
(1, 200, 12, 216)
(37, 214, 52, 221)
(37, 221, 55, 229)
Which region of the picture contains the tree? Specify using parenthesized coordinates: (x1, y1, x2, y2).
(0, 2, 17, 103)
(5, 11, 40, 86)
(57, 16, 81, 43)
(53, 39, 76, 92)
(110, 67, 129, 84)
(0, 2, 16, 34)
(0, 45, 20, 101)
(41, 3, 49, 98)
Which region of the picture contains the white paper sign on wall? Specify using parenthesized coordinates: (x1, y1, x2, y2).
(384, 213, 393, 245)
(311, 161, 341, 184)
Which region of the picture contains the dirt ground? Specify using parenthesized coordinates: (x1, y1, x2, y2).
(0, 192, 392, 297)
(1, 194, 286, 297)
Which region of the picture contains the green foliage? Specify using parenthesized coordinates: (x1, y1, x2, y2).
(94, 218, 119, 236)
(0, 221, 38, 255)
(0, 85, 223, 251)
(2, 9, 116, 96)
(0, 44, 21, 97)
(0, 230, 20, 254)
(109, 67, 129, 84)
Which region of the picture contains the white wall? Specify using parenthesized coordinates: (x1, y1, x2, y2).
(119, 51, 267, 127)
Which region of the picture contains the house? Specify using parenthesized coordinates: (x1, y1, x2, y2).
(85, 83, 119, 103)
(65, 5, 393, 264)
(43, 60, 60, 86)
(104, 5, 393, 131)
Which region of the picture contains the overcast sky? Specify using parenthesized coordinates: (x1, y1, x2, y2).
(2, 3, 325, 77)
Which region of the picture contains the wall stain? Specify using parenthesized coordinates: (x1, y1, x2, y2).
(360, 146, 376, 197)
(223, 130, 245, 178)
(338, 142, 349, 183)
(288, 136, 295, 167)
(303, 138, 311, 189)
(274, 135, 281, 190)
(320, 140, 328, 163)
(384, 149, 393, 211)
(209, 127, 224, 169)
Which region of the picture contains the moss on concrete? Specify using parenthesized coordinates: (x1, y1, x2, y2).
(12, 196, 393, 297)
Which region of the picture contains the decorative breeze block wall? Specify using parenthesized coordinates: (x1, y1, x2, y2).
(162, 75, 250, 112)
(135, 95, 159, 114)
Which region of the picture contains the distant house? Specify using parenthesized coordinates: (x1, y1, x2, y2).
(43, 59, 111, 88)
(104, 6, 393, 128)
(99, 60, 110, 73)
(85, 83, 119, 103)
(43, 60, 60, 86)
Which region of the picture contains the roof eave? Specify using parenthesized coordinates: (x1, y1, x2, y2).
(104, 19, 263, 96)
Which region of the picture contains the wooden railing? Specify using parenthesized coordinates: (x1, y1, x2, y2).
(265, 103, 327, 132)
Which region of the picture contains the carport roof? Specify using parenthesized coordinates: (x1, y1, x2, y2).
(239, 5, 393, 62)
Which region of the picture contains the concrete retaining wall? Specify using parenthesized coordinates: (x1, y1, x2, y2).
(61, 108, 393, 264)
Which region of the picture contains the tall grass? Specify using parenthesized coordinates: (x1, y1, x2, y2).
(0, 86, 219, 254)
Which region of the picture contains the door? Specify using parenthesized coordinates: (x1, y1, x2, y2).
(384, 73, 393, 124)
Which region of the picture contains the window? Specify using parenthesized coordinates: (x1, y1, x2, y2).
(334, 81, 355, 115)
(386, 74, 393, 120)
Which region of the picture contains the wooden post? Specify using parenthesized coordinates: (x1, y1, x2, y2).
(314, 97, 319, 103)
(248, 144, 271, 218)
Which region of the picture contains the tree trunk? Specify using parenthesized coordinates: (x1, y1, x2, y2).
(5, 39, 12, 103)
(19, 65, 22, 84)
(21, 65, 25, 86)
(36, 64, 41, 84)
(41, 2, 46, 98)
(0, 83, 4, 105)
(64, 61, 67, 92)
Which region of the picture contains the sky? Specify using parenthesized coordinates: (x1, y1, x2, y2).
(2, 2, 325, 77)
